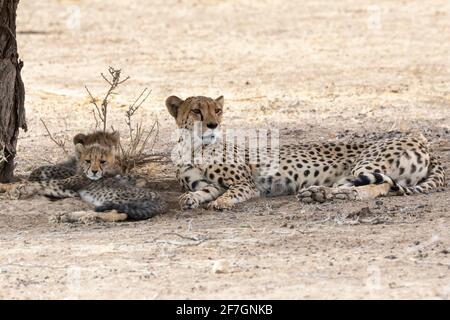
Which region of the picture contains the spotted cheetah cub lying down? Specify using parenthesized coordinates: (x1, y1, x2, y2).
(166, 95, 446, 210)
(0, 131, 166, 221)
(28, 131, 123, 182)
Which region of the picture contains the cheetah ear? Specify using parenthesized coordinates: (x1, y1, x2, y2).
(75, 143, 85, 158)
(215, 96, 224, 107)
(109, 131, 120, 147)
(165, 95, 184, 118)
(73, 133, 87, 145)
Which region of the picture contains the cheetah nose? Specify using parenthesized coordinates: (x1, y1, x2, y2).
(91, 170, 98, 175)
(207, 122, 218, 129)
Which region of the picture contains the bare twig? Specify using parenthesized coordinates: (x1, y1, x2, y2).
(116, 88, 165, 173)
(155, 232, 205, 241)
(40, 119, 69, 157)
(153, 232, 209, 246)
(91, 109, 99, 131)
(85, 66, 129, 132)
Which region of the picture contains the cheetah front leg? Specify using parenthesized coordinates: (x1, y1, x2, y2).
(177, 166, 225, 210)
(179, 183, 223, 209)
(297, 183, 391, 203)
(207, 181, 259, 210)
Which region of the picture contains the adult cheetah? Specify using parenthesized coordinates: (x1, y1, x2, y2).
(166, 95, 445, 210)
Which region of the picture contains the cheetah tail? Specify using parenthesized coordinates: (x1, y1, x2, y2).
(95, 199, 168, 220)
(412, 154, 446, 194)
(354, 155, 446, 195)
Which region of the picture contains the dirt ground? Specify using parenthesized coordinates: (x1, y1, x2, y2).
(0, 0, 449, 299)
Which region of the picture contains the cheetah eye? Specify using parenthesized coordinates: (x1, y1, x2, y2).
(191, 109, 201, 114)
(85, 160, 91, 164)
(215, 109, 222, 114)
(100, 160, 106, 165)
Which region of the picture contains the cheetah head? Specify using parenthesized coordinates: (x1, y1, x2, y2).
(73, 131, 119, 180)
(166, 95, 224, 144)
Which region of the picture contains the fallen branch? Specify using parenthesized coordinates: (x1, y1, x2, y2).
(153, 232, 209, 246)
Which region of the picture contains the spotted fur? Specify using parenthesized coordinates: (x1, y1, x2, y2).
(29, 131, 120, 181)
(166, 95, 446, 210)
(9, 132, 166, 220)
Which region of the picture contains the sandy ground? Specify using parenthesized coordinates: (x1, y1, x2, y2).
(0, 0, 449, 299)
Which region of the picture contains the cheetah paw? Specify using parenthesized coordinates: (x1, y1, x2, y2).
(179, 192, 201, 210)
(0, 183, 25, 200)
(50, 211, 97, 224)
(50, 210, 128, 224)
(206, 197, 234, 211)
(297, 186, 359, 203)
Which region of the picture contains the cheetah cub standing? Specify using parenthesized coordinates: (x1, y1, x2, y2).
(0, 131, 166, 221)
(165, 95, 445, 210)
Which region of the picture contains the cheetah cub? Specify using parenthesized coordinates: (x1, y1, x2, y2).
(166, 95, 445, 210)
(0, 131, 166, 220)
(28, 131, 122, 181)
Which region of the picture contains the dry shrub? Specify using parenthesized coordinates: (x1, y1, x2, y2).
(116, 90, 163, 173)
(43, 66, 167, 174)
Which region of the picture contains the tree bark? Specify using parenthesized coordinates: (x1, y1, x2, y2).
(0, 0, 26, 182)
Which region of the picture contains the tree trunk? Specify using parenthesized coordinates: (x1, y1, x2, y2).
(0, 0, 26, 182)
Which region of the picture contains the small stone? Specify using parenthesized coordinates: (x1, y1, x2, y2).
(385, 255, 397, 260)
(389, 282, 398, 289)
(413, 241, 420, 245)
(212, 260, 230, 274)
